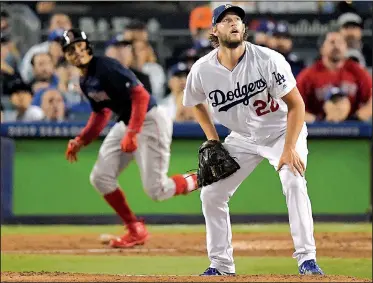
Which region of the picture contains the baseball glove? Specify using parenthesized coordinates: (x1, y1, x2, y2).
(197, 140, 240, 188)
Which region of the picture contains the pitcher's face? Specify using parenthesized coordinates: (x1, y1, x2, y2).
(213, 12, 245, 49)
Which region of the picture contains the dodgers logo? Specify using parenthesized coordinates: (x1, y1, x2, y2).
(272, 72, 286, 85)
(208, 79, 267, 112)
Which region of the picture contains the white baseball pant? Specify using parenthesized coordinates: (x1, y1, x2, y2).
(201, 125, 316, 274)
(89, 106, 178, 201)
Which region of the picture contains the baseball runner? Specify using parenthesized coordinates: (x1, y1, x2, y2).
(183, 5, 324, 276)
(60, 28, 197, 248)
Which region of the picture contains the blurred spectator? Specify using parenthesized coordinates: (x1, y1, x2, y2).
(48, 29, 65, 67)
(132, 40, 166, 101)
(250, 19, 277, 49)
(168, 5, 213, 69)
(40, 88, 65, 122)
(178, 45, 214, 70)
(337, 12, 372, 67)
(318, 1, 336, 14)
(105, 44, 117, 60)
(196, 45, 214, 57)
(104, 35, 152, 94)
(36, 1, 56, 14)
(1, 9, 21, 72)
(0, 101, 3, 122)
(273, 21, 305, 77)
(55, 60, 69, 94)
(161, 62, 194, 122)
(20, 13, 72, 83)
(62, 64, 87, 110)
(123, 19, 149, 42)
(189, 6, 213, 50)
(7, 81, 44, 122)
(53, 60, 87, 115)
(30, 52, 58, 95)
(1, 9, 10, 31)
(179, 48, 200, 70)
(1, 32, 23, 96)
(297, 30, 372, 123)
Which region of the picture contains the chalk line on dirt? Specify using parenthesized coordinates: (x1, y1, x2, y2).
(1, 248, 179, 255)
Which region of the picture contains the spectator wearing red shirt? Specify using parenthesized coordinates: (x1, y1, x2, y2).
(297, 30, 372, 123)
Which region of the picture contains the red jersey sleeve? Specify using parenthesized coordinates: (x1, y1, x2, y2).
(127, 85, 150, 133)
(78, 108, 112, 146)
(296, 67, 314, 112)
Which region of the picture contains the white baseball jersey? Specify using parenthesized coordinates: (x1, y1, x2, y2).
(184, 43, 317, 274)
(183, 42, 297, 139)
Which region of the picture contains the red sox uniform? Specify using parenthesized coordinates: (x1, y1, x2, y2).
(183, 41, 318, 274)
(62, 29, 197, 249)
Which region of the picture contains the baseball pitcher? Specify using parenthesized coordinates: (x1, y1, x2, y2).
(183, 5, 324, 276)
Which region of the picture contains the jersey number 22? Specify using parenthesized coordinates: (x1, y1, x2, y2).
(253, 97, 279, 116)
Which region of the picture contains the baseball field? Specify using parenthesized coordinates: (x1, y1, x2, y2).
(1, 139, 371, 282)
(1, 223, 371, 282)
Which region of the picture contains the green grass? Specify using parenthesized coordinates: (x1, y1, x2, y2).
(1, 223, 372, 236)
(1, 255, 371, 279)
(13, 139, 371, 215)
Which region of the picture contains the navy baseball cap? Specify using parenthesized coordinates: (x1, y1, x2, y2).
(325, 86, 347, 101)
(105, 34, 132, 48)
(179, 48, 199, 61)
(212, 4, 245, 26)
(169, 62, 189, 77)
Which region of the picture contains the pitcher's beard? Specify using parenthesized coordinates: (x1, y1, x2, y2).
(221, 39, 243, 49)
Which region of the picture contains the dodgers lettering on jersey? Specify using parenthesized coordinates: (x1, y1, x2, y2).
(79, 56, 156, 124)
(183, 42, 296, 138)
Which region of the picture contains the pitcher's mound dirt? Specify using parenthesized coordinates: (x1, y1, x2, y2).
(1, 232, 371, 258)
(1, 272, 370, 282)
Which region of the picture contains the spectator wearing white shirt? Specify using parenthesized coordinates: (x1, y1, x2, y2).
(161, 63, 194, 122)
(19, 13, 72, 83)
(30, 52, 59, 96)
(132, 40, 166, 102)
(6, 82, 44, 122)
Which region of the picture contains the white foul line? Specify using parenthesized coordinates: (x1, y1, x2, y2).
(1, 248, 178, 255)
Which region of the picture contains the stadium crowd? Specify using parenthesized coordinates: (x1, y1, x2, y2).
(0, 2, 372, 124)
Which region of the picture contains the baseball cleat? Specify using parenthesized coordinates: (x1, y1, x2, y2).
(200, 267, 235, 276)
(109, 220, 149, 248)
(299, 260, 324, 275)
